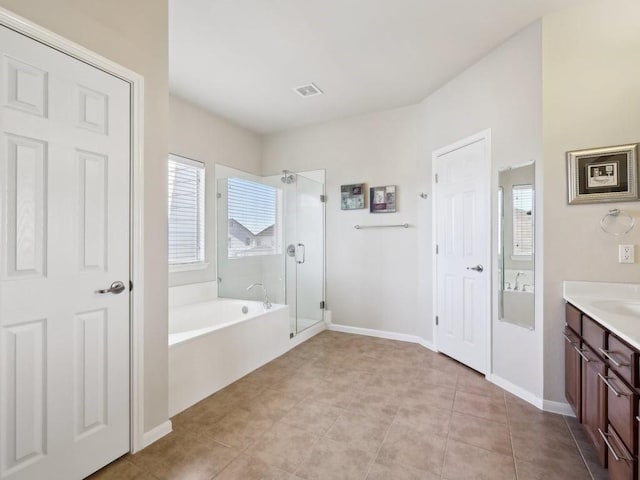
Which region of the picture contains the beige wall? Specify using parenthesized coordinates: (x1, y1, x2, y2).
(0, 0, 170, 431)
(263, 105, 422, 336)
(419, 22, 543, 397)
(542, 0, 640, 403)
(169, 96, 262, 287)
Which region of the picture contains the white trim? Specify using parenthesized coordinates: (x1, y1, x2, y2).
(487, 374, 543, 409)
(0, 7, 147, 454)
(289, 321, 326, 348)
(431, 129, 492, 375)
(169, 262, 209, 273)
(142, 420, 172, 448)
(328, 323, 436, 351)
(543, 399, 575, 417)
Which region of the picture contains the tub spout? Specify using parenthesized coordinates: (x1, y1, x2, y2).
(246, 283, 272, 309)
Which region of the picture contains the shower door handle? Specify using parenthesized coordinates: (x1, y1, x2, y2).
(296, 243, 306, 264)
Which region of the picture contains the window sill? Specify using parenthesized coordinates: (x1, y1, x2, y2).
(169, 262, 210, 273)
(510, 255, 533, 262)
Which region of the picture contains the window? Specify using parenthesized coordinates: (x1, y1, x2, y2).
(512, 184, 534, 257)
(227, 177, 280, 258)
(168, 154, 205, 267)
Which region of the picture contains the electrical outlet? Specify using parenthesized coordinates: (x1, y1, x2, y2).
(619, 245, 635, 263)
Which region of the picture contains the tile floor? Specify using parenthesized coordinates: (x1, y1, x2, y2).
(89, 331, 598, 480)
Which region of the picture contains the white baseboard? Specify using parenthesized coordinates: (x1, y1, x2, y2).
(543, 399, 575, 417)
(142, 420, 172, 448)
(328, 323, 436, 351)
(290, 320, 326, 348)
(486, 374, 543, 409)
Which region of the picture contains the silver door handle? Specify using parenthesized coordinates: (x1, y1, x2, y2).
(466, 264, 484, 272)
(296, 243, 306, 264)
(95, 281, 126, 295)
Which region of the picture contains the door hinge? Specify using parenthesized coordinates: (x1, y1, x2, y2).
(435, 315, 439, 326)
(217, 192, 222, 199)
(217, 276, 223, 283)
(435, 173, 439, 183)
(320, 300, 325, 309)
(435, 244, 439, 255)
(320, 194, 326, 203)
(129, 281, 133, 292)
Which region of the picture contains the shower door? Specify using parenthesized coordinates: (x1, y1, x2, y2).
(288, 174, 325, 335)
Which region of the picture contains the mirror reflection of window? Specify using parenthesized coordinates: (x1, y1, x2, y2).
(512, 185, 534, 258)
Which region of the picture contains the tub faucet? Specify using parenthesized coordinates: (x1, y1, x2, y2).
(514, 272, 524, 291)
(247, 283, 272, 309)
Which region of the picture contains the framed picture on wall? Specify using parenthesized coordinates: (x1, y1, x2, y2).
(567, 143, 638, 204)
(370, 185, 396, 213)
(341, 183, 366, 210)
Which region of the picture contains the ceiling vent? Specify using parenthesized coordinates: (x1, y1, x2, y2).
(293, 83, 323, 98)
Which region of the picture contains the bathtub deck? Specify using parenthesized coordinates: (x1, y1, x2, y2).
(89, 331, 594, 480)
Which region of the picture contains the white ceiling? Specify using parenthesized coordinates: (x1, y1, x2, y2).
(169, 0, 586, 134)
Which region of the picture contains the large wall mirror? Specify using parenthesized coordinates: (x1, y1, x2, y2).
(498, 162, 535, 330)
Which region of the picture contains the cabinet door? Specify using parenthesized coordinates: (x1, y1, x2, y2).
(565, 330, 582, 421)
(605, 369, 637, 455)
(582, 345, 606, 466)
(605, 425, 635, 480)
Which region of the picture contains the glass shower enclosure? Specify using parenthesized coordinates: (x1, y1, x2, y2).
(216, 168, 325, 337)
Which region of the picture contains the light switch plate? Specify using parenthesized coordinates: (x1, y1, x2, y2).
(619, 245, 635, 263)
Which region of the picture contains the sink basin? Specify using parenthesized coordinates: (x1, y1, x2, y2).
(591, 300, 640, 317)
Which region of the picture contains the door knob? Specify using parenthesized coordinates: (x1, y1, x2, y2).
(466, 265, 484, 272)
(95, 281, 126, 295)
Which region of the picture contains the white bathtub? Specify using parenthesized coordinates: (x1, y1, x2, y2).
(168, 297, 290, 416)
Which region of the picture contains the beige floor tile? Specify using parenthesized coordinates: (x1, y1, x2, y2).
(86, 458, 157, 480)
(129, 430, 239, 480)
(249, 422, 319, 473)
(347, 390, 402, 421)
(515, 457, 592, 480)
(215, 454, 290, 480)
(280, 399, 344, 435)
(448, 411, 512, 455)
(456, 369, 505, 398)
(295, 438, 373, 480)
(394, 403, 451, 436)
(366, 461, 439, 480)
(376, 422, 446, 475)
(442, 438, 516, 480)
(326, 411, 391, 454)
(310, 378, 355, 408)
(414, 367, 458, 389)
(511, 427, 582, 465)
(453, 390, 507, 424)
(403, 382, 456, 411)
(203, 408, 276, 450)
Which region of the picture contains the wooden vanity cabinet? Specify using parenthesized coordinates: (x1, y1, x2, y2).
(565, 327, 582, 421)
(581, 345, 607, 465)
(565, 302, 640, 479)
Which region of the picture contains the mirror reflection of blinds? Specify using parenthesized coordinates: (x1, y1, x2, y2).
(227, 177, 279, 258)
(512, 184, 534, 256)
(168, 155, 205, 265)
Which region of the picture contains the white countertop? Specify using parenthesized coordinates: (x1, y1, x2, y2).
(563, 281, 640, 350)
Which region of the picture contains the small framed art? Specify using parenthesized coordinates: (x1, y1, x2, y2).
(567, 144, 638, 204)
(341, 183, 365, 210)
(370, 185, 396, 213)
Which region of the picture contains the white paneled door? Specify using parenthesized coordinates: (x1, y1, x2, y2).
(434, 132, 490, 374)
(0, 26, 131, 479)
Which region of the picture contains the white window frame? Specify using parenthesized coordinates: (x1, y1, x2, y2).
(168, 154, 207, 271)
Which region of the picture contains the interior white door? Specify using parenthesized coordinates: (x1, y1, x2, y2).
(0, 26, 131, 480)
(434, 133, 490, 373)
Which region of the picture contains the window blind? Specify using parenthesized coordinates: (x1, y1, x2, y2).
(168, 155, 205, 265)
(512, 184, 534, 257)
(227, 177, 279, 258)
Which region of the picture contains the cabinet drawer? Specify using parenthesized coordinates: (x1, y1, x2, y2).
(566, 303, 582, 335)
(583, 314, 606, 351)
(604, 425, 636, 480)
(602, 369, 637, 453)
(602, 334, 638, 387)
